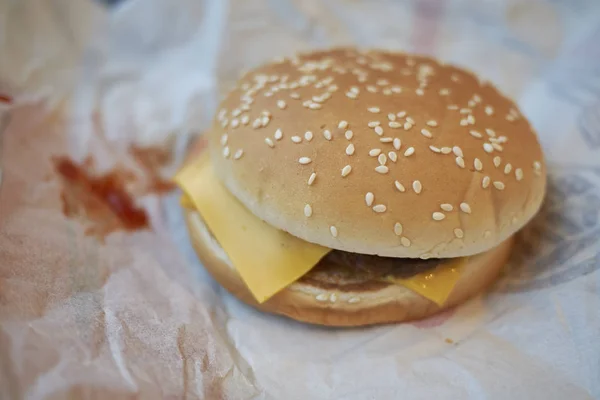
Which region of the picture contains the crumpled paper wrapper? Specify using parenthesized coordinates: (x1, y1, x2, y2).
(1, 0, 600, 399)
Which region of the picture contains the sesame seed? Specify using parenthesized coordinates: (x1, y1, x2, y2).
(404, 147, 415, 157)
(345, 130, 353, 140)
(493, 156, 501, 167)
(291, 135, 302, 143)
(380, 137, 393, 143)
(388, 113, 396, 121)
(460, 108, 472, 114)
(328, 85, 338, 92)
(389, 121, 402, 128)
(368, 121, 380, 128)
(346, 143, 355, 155)
(452, 146, 464, 157)
(304, 204, 312, 217)
(241, 115, 250, 125)
(252, 118, 262, 129)
(473, 94, 482, 103)
(220, 134, 228, 146)
(485, 128, 496, 137)
(439, 88, 450, 95)
(460, 119, 469, 126)
(392, 181, 405, 192)
(493, 181, 505, 190)
(393, 138, 401, 150)
(366, 85, 378, 93)
(454, 228, 464, 238)
(262, 115, 271, 127)
(341, 165, 352, 177)
(274, 129, 283, 140)
(467, 115, 475, 124)
(498, 136, 508, 143)
(374, 126, 384, 136)
(492, 143, 503, 151)
(329, 293, 337, 303)
(309, 103, 321, 110)
(456, 157, 465, 168)
(373, 204, 387, 213)
(533, 161, 542, 175)
(413, 180, 422, 194)
(316, 293, 328, 302)
(346, 91, 357, 99)
(277, 100, 287, 110)
(378, 153, 387, 165)
(448, 105, 459, 110)
(338, 120, 348, 129)
(365, 192, 374, 206)
(375, 165, 389, 174)
(416, 88, 424, 96)
(485, 106, 494, 115)
(441, 204, 453, 212)
(299, 157, 312, 165)
(470, 130, 483, 138)
(474, 158, 483, 171)
(468, 100, 476, 108)
(330, 226, 338, 238)
(265, 137, 274, 147)
(234, 149, 244, 160)
(230, 119, 240, 128)
(429, 145, 441, 153)
(460, 203, 471, 213)
(516, 168, 524, 181)
(221, 119, 229, 128)
(391, 85, 402, 93)
(394, 223, 403, 236)
(323, 130, 332, 141)
(368, 107, 380, 113)
(506, 114, 515, 121)
(397, 111, 407, 118)
(504, 163, 512, 174)
(483, 143, 494, 153)
(433, 212, 446, 221)
(369, 148, 381, 157)
(304, 131, 313, 141)
(401, 237, 411, 247)
(451, 74, 459, 82)
(308, 172, 316, 185)
(421, 129, 432, 138)
(223, 146, 230, 158)
(427, 120, 438, 127)
(290, 92, 300, 99)
(350, 86, 360, 94)
(348, 296, 361, 304)
(406, 116, 415, 124)
(482, 176, 491, 188)
(388, 151, 398, 162)
(441, 147, 452, 154)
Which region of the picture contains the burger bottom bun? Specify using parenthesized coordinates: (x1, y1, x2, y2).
(184, 208, 514, 327)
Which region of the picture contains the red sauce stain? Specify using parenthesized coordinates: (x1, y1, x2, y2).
(411, 307, 456, 329)
(54, 157, 149, 241)
(0, 94, 12, 103)
(129, 145, 177, 194)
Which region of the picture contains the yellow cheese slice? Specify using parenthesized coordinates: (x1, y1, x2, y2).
(383, 258, 466, 306)
(175, 154, 465, 306)
(174, 155, 331, 303)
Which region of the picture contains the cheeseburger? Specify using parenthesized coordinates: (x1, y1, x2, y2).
(175, 48, 546, 327)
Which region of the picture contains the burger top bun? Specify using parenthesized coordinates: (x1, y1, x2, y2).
(208, 48, 546, 258)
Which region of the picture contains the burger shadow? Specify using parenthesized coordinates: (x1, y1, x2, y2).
(493, 167, 600, 293)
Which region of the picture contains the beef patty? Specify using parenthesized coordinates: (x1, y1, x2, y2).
(298, 250, 446, 292)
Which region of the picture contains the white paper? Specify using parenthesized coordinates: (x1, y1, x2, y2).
(1, 0, 599, 399)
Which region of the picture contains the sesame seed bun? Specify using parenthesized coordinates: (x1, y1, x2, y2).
(184, 208, 513, 326)
(209, 48, 546, 258)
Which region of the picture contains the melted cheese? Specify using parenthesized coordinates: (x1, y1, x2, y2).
(174, 155, 330, 303)
(175, 155, 464, 306)
(382, 258, 466, 306)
